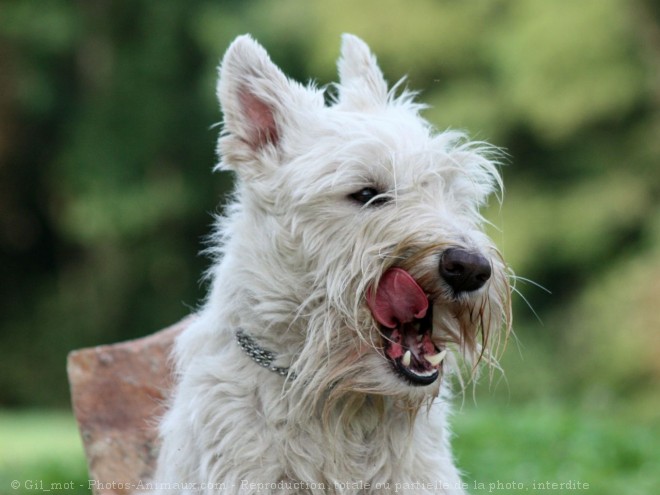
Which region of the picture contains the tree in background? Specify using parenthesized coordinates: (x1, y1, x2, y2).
(0, 0, 658, 408)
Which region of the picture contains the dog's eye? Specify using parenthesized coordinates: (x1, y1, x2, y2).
(349, 187, 389, 206)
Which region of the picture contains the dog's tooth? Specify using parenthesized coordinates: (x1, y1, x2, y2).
(425, 349, 447, 367)
(416, 334, 423, 343)
(402, 350, 412, 367)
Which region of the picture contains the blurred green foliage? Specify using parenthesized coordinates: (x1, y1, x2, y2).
(0, 0, 658, 419)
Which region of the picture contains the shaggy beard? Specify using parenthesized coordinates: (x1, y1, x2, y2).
(283, 242, 512, 433)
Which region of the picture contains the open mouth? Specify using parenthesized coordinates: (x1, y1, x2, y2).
(368, 268, 447, 386)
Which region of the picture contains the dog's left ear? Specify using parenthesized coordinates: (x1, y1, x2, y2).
(217, 34, 318, 172)
(337, 34, 388, 110)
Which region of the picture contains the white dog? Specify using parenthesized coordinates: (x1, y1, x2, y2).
(150, 34, 511, 494)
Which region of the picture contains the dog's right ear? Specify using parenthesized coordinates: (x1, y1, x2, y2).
(337, 34, 388, 110)
(216, 35, 316, 173)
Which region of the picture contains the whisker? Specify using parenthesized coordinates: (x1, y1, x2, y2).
(511, 286, 543, 324)
(511, 275, 551, 294)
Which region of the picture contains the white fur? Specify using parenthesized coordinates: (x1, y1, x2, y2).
(150, 34, 511, 494)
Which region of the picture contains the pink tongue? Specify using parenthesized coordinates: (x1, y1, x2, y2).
(367, 268, 428, 328)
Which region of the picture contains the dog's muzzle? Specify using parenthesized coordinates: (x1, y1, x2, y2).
(367, 248, 493, 386)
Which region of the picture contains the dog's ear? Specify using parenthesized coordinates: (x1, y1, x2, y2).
(337, 34, 388, 110)
(217, 35, 314, 171)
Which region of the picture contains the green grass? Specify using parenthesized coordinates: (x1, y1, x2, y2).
(0, 405, 657, 494)
(453, 403, 659, 494)
(0, 410, 89, 494)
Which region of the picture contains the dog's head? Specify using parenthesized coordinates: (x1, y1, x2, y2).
(216, 34, 511, 409)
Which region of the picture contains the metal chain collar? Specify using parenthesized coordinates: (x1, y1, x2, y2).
(235, 329, 292, 378)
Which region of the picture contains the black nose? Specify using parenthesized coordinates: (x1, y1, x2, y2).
(439, 248, 492, 293)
